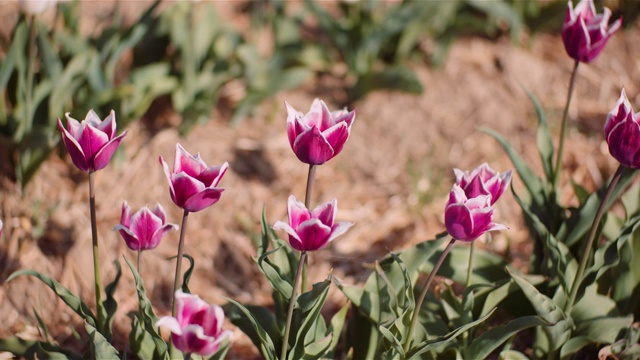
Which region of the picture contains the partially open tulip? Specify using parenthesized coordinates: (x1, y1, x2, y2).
(274, 195, 352, 252)
(454, 163, 512, 205)
(114, 202, 177, 251)
(156, 291, 232, 357)
(57, 110, 128, 172)
(562, 0, 622, 63)
(159, 144, 229, 213)
(604, 90, 640, 169)
(445, 185, 507, 242)
(285, 99, 356, 165)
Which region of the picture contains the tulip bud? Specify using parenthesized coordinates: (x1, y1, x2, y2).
(453, 163, 512, 205)
(273, 195, 353, 252)
(445, 185, 507, 242)
(156, 291, 233, 357)
(562, 0, 622, 63)
(57, 110, 128, 172)
(159, 144, 229, 213)
(603, 89, 640, 169)
(285, 99, 356, 165)
(114, 202, 177, 251)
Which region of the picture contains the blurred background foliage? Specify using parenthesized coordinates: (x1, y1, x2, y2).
(0, 0, 637, 187)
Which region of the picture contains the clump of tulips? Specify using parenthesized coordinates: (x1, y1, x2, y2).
(2, 0, 639, 359)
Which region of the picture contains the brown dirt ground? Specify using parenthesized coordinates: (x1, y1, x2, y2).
(1, 1, 639, 359)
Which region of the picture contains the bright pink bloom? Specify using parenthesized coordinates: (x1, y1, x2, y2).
(273, 195, 352, 251)
(156, 291, 232, 357)
(454, 163, 512, 205)
(604, 90, 640, 168)
(114, 202, 177, 251)
(285, 99, 356, 165)
(562, 0, 621, 63)
(445, 185, 507, 242)
(159, 144, 229, 213)
(57, 110, 128, 172)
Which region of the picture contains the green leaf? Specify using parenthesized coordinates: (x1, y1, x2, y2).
(288, 280, 332, 360)
(7, 269, 96, 327)
(181, 254, 195, 293)
(258, 246, 294, 300)
(467, 315, 551, 359)
(0, 337, 81, 359)
(522, 86, 554, 183)
(223, 297, 277, 360)
(326, 301, 349, 358)
(85, 322, 119, 358)
(100, 259, 122, 341)
(480, 275, 545, 317)
(499, 349, 529, 360)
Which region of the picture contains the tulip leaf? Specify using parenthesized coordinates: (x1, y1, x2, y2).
(258, 246, 294, 300)
(522, 86, 554, 183)
(0, 337, 81, 359)
(499, 350, 529, 360)
(181, 253, 195, 294)
(325, 301, 349, 358)
(223, 297, 277, 360)
(288, 279, 331, 360)
(129, 315, 166, 360)
(85, 322, 119, 359)
(466, 315, 551, 359)
(100, 259, 122, 341)
(480, 274, 545, 317)
(6, 269, 96, 327)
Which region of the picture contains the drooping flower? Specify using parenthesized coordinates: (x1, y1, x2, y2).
(114, 202, 177, 251)
(57, 110, 128, 172)
(156, 291, 232, 357)
(603, 89, 640, 168)
(273, 195, 352, 252)
(285, 99, 356, 165)
(454, 163, 512, 205)
(562, 0, 622, 63)
(159, 144, 229, 213)
(445, 184, 507, 242)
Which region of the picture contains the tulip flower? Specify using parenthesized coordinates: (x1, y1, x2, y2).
(159, 144, 229, 213)
(285, 99, 356, 165)
(273, 195, 352, 252)
(57, 110, 128, 172)
(445, 184, 507, 242)
(454, 163, 512, 205)
(603, 89, 640, 168)
(114, 202, 177, 251)
(562, 0, 622, 63)
(156, 291, 232, 357)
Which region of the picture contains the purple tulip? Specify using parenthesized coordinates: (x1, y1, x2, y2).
(445, 185, 507, 242)
(603, 90, 640, 168)
(454, 163, 512, 205)
(273, 195, 352, 252)
(562, 0, 622, 63)
(57, 110, 128, 172)
(156, 291, 232, 357)
(285, 99, 356, 165)
(114, 202, 177, 251)
(159, 144, 229, 213)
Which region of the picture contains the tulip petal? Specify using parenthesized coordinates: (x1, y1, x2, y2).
(114, 225, 142, 250)
(94, 109, 116, 139)
(120, 202, 131, 228)
(183, 187, 225, 213)
(93, 130, 128, 171)
(293, 126, 334, 165)
(156, 316, 182, 335)
(311, 198, 336, 226)
(200, 162, 229, 188)
(323, 122, 350, 158)
(607, 119, 640, 168)
(273, 220, 303, 249)
(58, 117, 89, 171)
(170, 173, 206, 209)
(149, 223, 178, 249)
(287, 195, 311, 229)
(295, 219, 332, 251)
(329, 221, 353, 242)
(445, 204, 474, 241)
(174, 143, 207, 177)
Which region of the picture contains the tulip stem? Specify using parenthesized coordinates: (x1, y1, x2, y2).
(172, 209, 190, 317)
(88, 171, 105, 333)
(301, 164, 316, 293)
(281, 251, 307, 360)
(137, 250, 142, 277)
(404, 238, 456, 354)
(565, 165, 623, 314)
(465, 240, 475, 288)
(554, 60, 580, 191)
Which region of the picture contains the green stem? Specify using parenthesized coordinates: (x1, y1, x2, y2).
(89, 171, 105, 332)
(24, 14, 37, 137)
(465, 240, 475, 288)
(404, 238, 456, 354)
(301, 164, 316, 293)
(281, 251, 307, 360)
(565, 165, 624, 314)
(172, 209, 190, 316)
(137, 250, 142, 277)
(554, 60, 580, 190)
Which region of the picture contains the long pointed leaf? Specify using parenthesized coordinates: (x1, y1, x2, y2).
(467, 315, 551, 359)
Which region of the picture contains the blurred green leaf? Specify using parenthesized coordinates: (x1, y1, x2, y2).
(85, 322, 119, 359)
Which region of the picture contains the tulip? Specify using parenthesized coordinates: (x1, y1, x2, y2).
(57, 110, 128, 172)
(454, 163, 512, 205)
(285, 99, 356, 165)
(562, 0, 622, 63)
(159, 144, 229, 213)
(273, 195, 352, 252)
(603, 89, 640, 168)
(114, 202, 177, 251)
(445, 184, 507, 242)
(156, 291, 232, 357)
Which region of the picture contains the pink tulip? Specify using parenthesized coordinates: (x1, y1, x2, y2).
(273, 195, 352, 252)
(156, 291, 232, 357)
(454, 163, 512, 205)
(604, 89, 640, 169)
(285, 99, 356, 165)
(57, 110, 128, 172)
(159, 144, 229, 213)
(445, 185, 507, 242)
(562, 0, 621, 63)
(114, 202, 177, 251)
